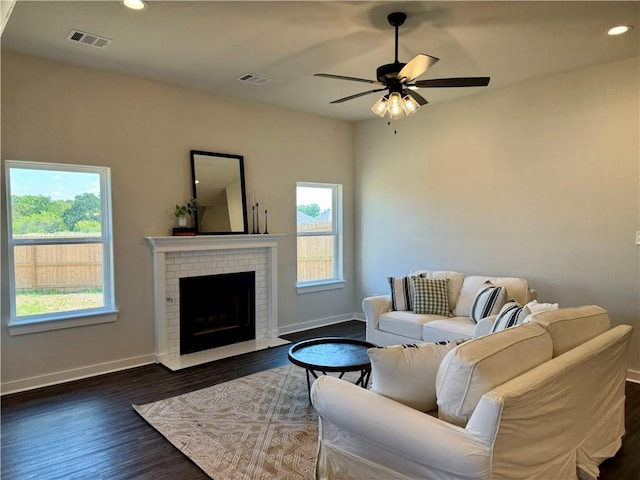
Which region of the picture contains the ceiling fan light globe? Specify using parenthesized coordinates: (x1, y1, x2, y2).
(387, 92, 404, 119)
(371, 97, 389, 117)
(607, 25, 632, 35)
(402, 95, 420, 116)
(122, 0, 147, 10)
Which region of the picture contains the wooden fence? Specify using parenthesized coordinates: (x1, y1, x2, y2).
(14, 244, 102, 292)
(14, 222, 333, 289)
(297, 221, 333, 282)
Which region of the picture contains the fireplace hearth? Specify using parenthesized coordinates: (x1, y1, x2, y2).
(180, 271, 255, 354)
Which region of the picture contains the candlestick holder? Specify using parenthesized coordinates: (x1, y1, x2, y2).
(254, 202, 260, 234)
(251, 205, 257, 234)
(263, 209, 269, 234)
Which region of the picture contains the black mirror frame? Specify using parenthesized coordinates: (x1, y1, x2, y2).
(190, 150, 249, 235)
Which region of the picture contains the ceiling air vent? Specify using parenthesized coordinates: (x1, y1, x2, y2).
(66, 29, 112, 49)
(236, 73, 270, 85)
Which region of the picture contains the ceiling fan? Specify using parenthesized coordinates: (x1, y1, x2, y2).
(314, 12, 490, 119)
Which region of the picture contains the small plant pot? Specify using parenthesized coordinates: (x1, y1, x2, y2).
(177, 216, 187, 227)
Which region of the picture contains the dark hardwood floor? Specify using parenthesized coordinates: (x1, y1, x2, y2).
(1, 320, 638, 480)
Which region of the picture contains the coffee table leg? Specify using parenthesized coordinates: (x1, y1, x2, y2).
(305, 368, 320, 403)
(355, 369, 371, 389)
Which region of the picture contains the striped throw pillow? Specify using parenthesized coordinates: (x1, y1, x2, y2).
(492, 299, 526, 332)
(470, 282, 507, 323)
(387, 276, 419, 311)
(412, 277, 451, 316)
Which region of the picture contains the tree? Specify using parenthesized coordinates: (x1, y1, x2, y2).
(297, 203, 321, 217)
(11, 194, 51, 217)
(62, 193, 101, 231)
(13, 211, 66, 234)
(49, 199, 73, 218)
(73, 219, 101, 233)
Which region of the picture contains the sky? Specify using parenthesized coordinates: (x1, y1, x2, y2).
(296, 186, 332, 211)
(9, 166, 330, 210)
(9, 168, 101, 201)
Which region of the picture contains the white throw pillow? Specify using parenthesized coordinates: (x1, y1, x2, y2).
(521, 299, 559, 319)
(470, 282, 508, 323)
(368, 341, 461, 412)
(435, 322, 553, 426)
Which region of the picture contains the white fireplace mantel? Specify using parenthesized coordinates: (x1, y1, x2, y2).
(145, 234, 286, 370)
(145, 234, 285, 253)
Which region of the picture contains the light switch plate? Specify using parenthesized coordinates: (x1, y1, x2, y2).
(636, 231, 640, 245)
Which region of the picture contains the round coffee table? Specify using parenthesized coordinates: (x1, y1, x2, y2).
(287, 337, 377, 401)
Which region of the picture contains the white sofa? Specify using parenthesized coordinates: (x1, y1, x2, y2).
(312, 306, 632, 480)
(364, 270, 537, 345)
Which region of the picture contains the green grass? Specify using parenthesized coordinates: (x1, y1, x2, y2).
(16, 290, 103, 316)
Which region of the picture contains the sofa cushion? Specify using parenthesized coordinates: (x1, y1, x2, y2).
(387, 276, 419, 311)
(412, 277, 450, 316)
(410, 270, 465, 311)
(525, 305, 610, 357)
(379, 311, 446, 340)
(455, 276, 532, 317)
(470, 282, 507, 323)
(492, 300, 526, 332)
(435, 322, 553, 427)
(422, 317, 476, 342)
(368, 341, 461, 412)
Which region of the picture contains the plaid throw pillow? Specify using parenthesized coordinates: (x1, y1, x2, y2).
(411, 277, 450, 316)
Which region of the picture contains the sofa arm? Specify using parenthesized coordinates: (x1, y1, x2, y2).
(362, 295, 392, 330)
(311, 376, 492, 479)
(474, 314, 498, 337)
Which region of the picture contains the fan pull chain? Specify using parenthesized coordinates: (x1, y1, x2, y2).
(387, 120, 398, 135)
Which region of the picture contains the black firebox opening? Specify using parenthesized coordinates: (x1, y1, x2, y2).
(180, 271, 255, 355)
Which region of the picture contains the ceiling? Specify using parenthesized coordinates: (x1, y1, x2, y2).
(2, 1, 639, 122)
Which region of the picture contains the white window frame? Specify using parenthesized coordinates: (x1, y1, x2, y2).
(296, 182, 344, 294)
(5, 160, 118, 335)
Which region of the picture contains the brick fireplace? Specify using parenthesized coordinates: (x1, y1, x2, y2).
(145, 234, 286, 370)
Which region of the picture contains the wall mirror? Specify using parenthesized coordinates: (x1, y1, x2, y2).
(190, 150, 248, 235)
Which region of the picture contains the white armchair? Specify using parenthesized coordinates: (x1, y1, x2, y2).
(312, 306, 632, 480)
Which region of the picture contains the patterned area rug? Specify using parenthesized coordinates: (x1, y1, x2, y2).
(134, 364, 352, 480)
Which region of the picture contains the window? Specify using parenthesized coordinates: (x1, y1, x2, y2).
(5, 160, 117, 335)
(296, 182, 344, 293)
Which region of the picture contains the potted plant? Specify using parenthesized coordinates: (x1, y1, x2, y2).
(174, 197, 198, 227)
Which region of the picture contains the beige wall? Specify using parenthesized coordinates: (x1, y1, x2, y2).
(3, 49, 639, 389)
(1, 51, 355, 388)
(355, 57, 640, 374)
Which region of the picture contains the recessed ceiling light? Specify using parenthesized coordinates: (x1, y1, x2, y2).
(607, 25, 633, 36)
(122, 0, 147, 11)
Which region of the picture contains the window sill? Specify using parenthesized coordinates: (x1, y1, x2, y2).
(7, 309, 119, 336)
(296, 280, 345, 294)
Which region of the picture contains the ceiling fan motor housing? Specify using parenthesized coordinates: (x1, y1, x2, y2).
(376, 62, 406, 82)
(387, 12, 407, 27)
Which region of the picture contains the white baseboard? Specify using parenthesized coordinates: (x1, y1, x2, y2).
(1, 354, 156, 396)
(0, 317, 367, 395)
(2, 346, 637, 394)
(278, 313, 364, 335)
(627, 369, 640, 384)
